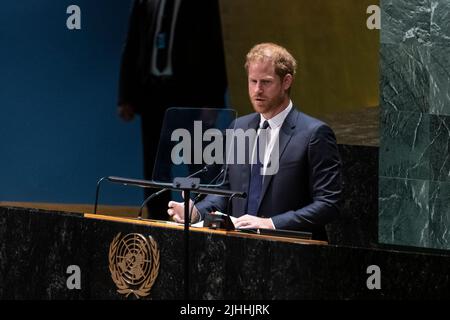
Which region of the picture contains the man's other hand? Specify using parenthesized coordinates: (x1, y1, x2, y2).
(167, 200, 200, 223)
(234, 214, 275, 229)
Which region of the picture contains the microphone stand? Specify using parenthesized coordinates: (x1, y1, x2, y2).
(94, 177, 108, 214)
(137, 188, 168, 219)
(93, 174, 245, 300)
(137, 166, 208, 219)
(174, 177, 196, 301)
(227, 193, 240, 216)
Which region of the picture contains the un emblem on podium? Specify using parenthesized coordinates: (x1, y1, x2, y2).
(109, 233, 160, 299)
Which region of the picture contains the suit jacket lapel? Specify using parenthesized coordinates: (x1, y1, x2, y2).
(257, 108, 298, 212)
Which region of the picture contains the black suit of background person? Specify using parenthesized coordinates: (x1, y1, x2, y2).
(117, 0, 227, 220)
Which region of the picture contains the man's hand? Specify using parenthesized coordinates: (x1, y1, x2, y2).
(234, 215, 275, 229)
(167, 200, 200, 223)
(118, 104, 135, 121)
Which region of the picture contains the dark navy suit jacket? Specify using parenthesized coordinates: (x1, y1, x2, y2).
(196, 107, 342, 240)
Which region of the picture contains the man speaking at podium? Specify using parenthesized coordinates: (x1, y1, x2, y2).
(168, 43, 342, 240)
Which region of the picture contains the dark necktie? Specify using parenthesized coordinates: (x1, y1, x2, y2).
(246, 120, 270, 215)
(156, 0, 175, 73)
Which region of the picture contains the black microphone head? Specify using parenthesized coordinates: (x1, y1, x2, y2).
(187, 165, 212, 179)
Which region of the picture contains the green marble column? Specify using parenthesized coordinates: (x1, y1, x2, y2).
(380, 0, 450, 250)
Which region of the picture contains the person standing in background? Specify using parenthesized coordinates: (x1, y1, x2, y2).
(117, 0, 227, 220)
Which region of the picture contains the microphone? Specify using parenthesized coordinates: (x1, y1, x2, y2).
(227, 192, 247, 216)
(189, 167, 227, 223)
(192, 167, 225, 203)
(137, 165, 210, 219)
(94, 176, 160, 214)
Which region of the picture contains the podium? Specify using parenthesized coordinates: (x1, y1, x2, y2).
(1, 205, 450, 299)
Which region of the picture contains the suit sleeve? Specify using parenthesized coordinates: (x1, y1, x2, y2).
(271, 124, 342, 230)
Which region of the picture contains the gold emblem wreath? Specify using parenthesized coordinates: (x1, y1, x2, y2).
(109, 233, 160, 299)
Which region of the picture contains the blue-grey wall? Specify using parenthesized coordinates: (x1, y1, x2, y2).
(0, 0, 146, 206)
(380, 0, 450, 250)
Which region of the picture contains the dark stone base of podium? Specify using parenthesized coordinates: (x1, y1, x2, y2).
(1, 206, 449, 300)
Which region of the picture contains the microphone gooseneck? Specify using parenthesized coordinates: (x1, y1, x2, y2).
(192, 167, 225, 204)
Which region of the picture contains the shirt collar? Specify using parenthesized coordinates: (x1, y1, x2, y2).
(259, 100, 293, 129)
